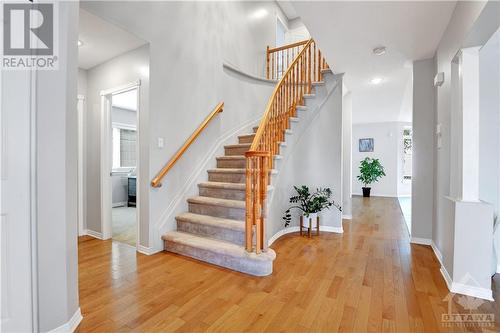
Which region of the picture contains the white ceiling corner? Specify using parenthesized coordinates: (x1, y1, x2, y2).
(78, 8, 147, 70)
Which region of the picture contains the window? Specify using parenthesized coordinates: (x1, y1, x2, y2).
(112, 125, 137, 171)
(402, 128, 412, 182)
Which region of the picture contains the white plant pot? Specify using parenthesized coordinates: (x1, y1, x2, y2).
(302, 213, 318, 229)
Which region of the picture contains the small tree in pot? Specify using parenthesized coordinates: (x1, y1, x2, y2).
(357, 157, 385, 197)
(283, 185, 341, 227)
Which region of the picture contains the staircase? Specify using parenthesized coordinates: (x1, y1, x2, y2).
(162, 126, 277, 276)
(158, 39, 331, 276)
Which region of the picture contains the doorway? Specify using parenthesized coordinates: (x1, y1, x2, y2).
(100, 82, 141, 247)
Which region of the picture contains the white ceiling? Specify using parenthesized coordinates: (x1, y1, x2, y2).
(276, 1, 299, 20)
(78, 9, 147, 70)
(290, 1, 457, 124)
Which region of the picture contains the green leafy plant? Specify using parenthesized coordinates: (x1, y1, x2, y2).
(282, 185, 341, 227)
(357, 157, 386, 187)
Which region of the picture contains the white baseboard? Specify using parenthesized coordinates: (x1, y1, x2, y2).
(267, 225, 343, 246)
(137, 245, 161, 256)
(268, 226, 300, 246)
(450, 282, 493, 301)
(342, 214, 352, 220)
(410, 237, 432, 245)
(352, 193, 398, 198)
(112, 201, 127, 208)
(431, 241, 444, 265)
(432, 241, 493, 301)
(48, 307, 82, 332)
(85, 229, 103, 240)
(440, 266, 453, 290)
(321, 225, 344, 233)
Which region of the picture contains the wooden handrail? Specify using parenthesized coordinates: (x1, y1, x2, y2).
(151, 102, 224, 188)
(267, 39, 308, 53)
(246, 39, 329, 253)
(266, 39, 309, 80)
(253, 39, 313, 152)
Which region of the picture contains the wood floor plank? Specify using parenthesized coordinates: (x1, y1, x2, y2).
(76, 197, 500, 332)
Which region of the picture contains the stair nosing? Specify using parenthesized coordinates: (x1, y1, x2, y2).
(176, 212, 245, 230)
(225, 143, 251, 148)
(163, 231, 276, 261)
(208, 168, 245, 174)
(198, 181, 246, 190)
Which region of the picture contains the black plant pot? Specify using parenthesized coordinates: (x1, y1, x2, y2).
(362, 187, 371, 197)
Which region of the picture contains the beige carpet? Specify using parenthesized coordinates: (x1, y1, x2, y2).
(112, 206, 136, 246)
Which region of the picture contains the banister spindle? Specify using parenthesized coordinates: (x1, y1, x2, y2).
(246, 39, 329, 254)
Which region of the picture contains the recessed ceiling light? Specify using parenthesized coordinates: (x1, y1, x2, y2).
(373, 46, 386, 56)
(78, 40, 83, 47)
(370, 77, 383, 85)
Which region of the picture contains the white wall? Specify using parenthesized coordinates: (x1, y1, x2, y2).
(433, 0, 488, 281)
(342, 91, 352, 218)
(352, 122, 411, 197)
(479, 27, 500, 268)
(84, 44, 149, 244)
(81, 1, 290, 251)
(411, 58, 436, 240)
(267, 74, 344, 238)
(37, 2, 81, 331)
(77, 69, 88, 233)
(285, 18, 310, 44)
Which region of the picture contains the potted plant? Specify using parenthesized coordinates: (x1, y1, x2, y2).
(357, 157, 386, 197)
(283, 185, 341, 227)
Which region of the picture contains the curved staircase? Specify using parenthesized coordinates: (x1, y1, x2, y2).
(159, 39, 331, 276)
(162, 126, 276, 276)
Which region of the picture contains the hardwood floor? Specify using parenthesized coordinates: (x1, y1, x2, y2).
(77, 196, 500, 332)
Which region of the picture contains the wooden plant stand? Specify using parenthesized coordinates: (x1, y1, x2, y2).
(299, 215, 320, 238)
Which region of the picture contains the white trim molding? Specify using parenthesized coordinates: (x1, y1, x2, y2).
(431, 241, 493, 301)
(342, 214, 352, 220)
(450, 282, 493, 301)
(85, 229, 103, 240)
(410, 237, 432, 246)
(222, 61, 277, 84)
(267, 225, 343, 247)
(100, 80, 141, 96)
(268, 226, 300, 246)
(352, 193, 398, 198)
(137, 245, 161, 256)
(431, 241, 444, 265)
(48, 308, 82, 333)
